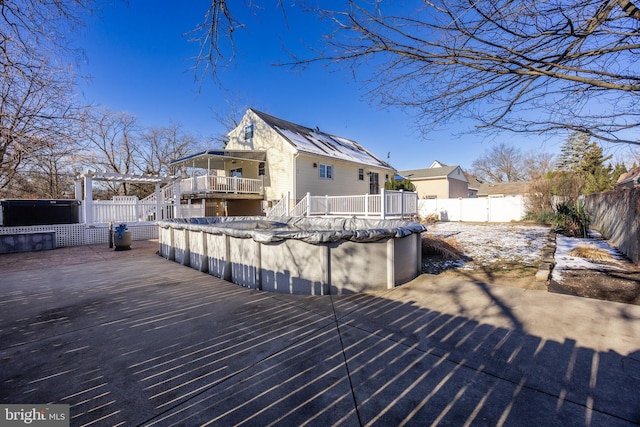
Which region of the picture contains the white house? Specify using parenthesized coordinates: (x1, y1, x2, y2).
(171, 108, 396, 215)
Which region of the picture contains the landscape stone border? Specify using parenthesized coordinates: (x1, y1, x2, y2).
(535, 228, 557, 283)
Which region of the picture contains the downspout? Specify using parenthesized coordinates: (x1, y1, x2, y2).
(292, 152, 299, 211)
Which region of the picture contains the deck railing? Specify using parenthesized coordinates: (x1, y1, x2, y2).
(271, 190, 418, 219)
(290, 194, 308, 217)
(179, 203, 205, 218)
(266, 192, 290, 217)
(92, 199, 173, 223)
(180, 174, 263, 195)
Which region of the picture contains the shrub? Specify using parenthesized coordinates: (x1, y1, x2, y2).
(552, 202, 590, 238)
(421, 236, 466, 261)
(420, 213, 440, 224)
(384, 177, 415, 191)
(523, 209, 556, 225)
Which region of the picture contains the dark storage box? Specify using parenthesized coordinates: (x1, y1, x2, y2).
(1, 199, 80, 226)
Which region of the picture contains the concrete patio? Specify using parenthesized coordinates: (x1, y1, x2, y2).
(1, 241, 639, 426)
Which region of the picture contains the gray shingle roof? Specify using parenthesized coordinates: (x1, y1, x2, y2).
(478, 181, 530, 196)
(251, 109, 393, 170)
(397, 166, 459, 179)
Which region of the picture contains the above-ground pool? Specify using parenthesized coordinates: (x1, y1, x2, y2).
(157, 216, 426, 295)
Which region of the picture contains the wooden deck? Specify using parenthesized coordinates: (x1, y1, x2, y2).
(1, 243, 639, 425)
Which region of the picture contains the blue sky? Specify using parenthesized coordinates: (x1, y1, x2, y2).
(75, 1, 568, 171)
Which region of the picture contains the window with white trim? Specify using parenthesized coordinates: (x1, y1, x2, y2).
(319, 163, 333, 180)
(358, 168, 364, 181)
(244, 124, 254, 140)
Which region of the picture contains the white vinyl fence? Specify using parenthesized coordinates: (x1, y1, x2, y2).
(418, 196, 526, 222)
(271, 190, 418, 219)
(92, 196, 174, 224)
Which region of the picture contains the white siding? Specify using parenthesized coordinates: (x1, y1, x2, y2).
(226, 110, 295, 202)
(226, 109, 395, 204)
(295, 154, 390, 197)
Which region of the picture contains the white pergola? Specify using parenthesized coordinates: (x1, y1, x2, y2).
(74, 171, 177, 224)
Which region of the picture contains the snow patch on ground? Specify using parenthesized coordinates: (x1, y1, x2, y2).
(424, 222, 549, 272)
(552, 234, 625, 282)
(423, 222, 628, 280)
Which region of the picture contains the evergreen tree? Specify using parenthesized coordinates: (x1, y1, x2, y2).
(556, 131, 591, 172)
(579, 142, 613, 194)
(384, 177, 415, 191)
(611, 163, 628, 186)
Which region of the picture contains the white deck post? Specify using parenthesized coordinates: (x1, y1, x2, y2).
(155, 183, 162, 221)
(381, 188, 386, 219)
(173, 181, 182, 218)
(135, 197, 141, 222)
(83, 172, 94, 225)
(306, 192, 311, 217)
(207, 157, 211, 193)
(400, 189, 405, 218)
(365, 193, 369, 218)
(286, 191, 291, 215)
(74, 179, 84, 222)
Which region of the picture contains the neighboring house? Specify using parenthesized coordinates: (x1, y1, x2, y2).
(614, 167, 640, 190)
(171, 108, 395, 215)
(398, 161, 469, 199)
(477, 181, 530, 198)
(464, 173, 481, 198)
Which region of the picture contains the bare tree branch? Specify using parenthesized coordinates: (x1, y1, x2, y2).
(0, 0, 90, 192)
(285, 0, 640, 145)
(187, 1, 291, 85)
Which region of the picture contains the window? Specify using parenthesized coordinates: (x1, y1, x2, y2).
(358, 168, 364, 181)
(230, 168, 243, 177)
(258, 162, 265, 176)
(319, 163, 333, 180)
(244, 124, 254, 140)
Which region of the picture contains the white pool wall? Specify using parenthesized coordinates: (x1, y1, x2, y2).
(157, 217, 424, 295)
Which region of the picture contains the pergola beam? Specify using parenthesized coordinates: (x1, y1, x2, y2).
(75, 171, 176, 184)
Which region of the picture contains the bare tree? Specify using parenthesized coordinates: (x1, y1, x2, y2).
(526, 176, 555, 217)
(521, 151, 556, 180)
(472, 143, 555, 182)
(135, 124, 203, 176)
(0, 60, 78, 193)
(195, 1, 640, 145)
(0, 0, 89, 193)
(211, 96, 247, 146)
(471, 143, 525, 183)
(79, 108, 139, 195)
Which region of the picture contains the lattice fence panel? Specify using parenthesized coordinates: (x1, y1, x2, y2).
(0, 223, 158, 247)
(85, 227, 110, 245)
(130, 224, 159, 240)
(0, 224, 86, 247)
